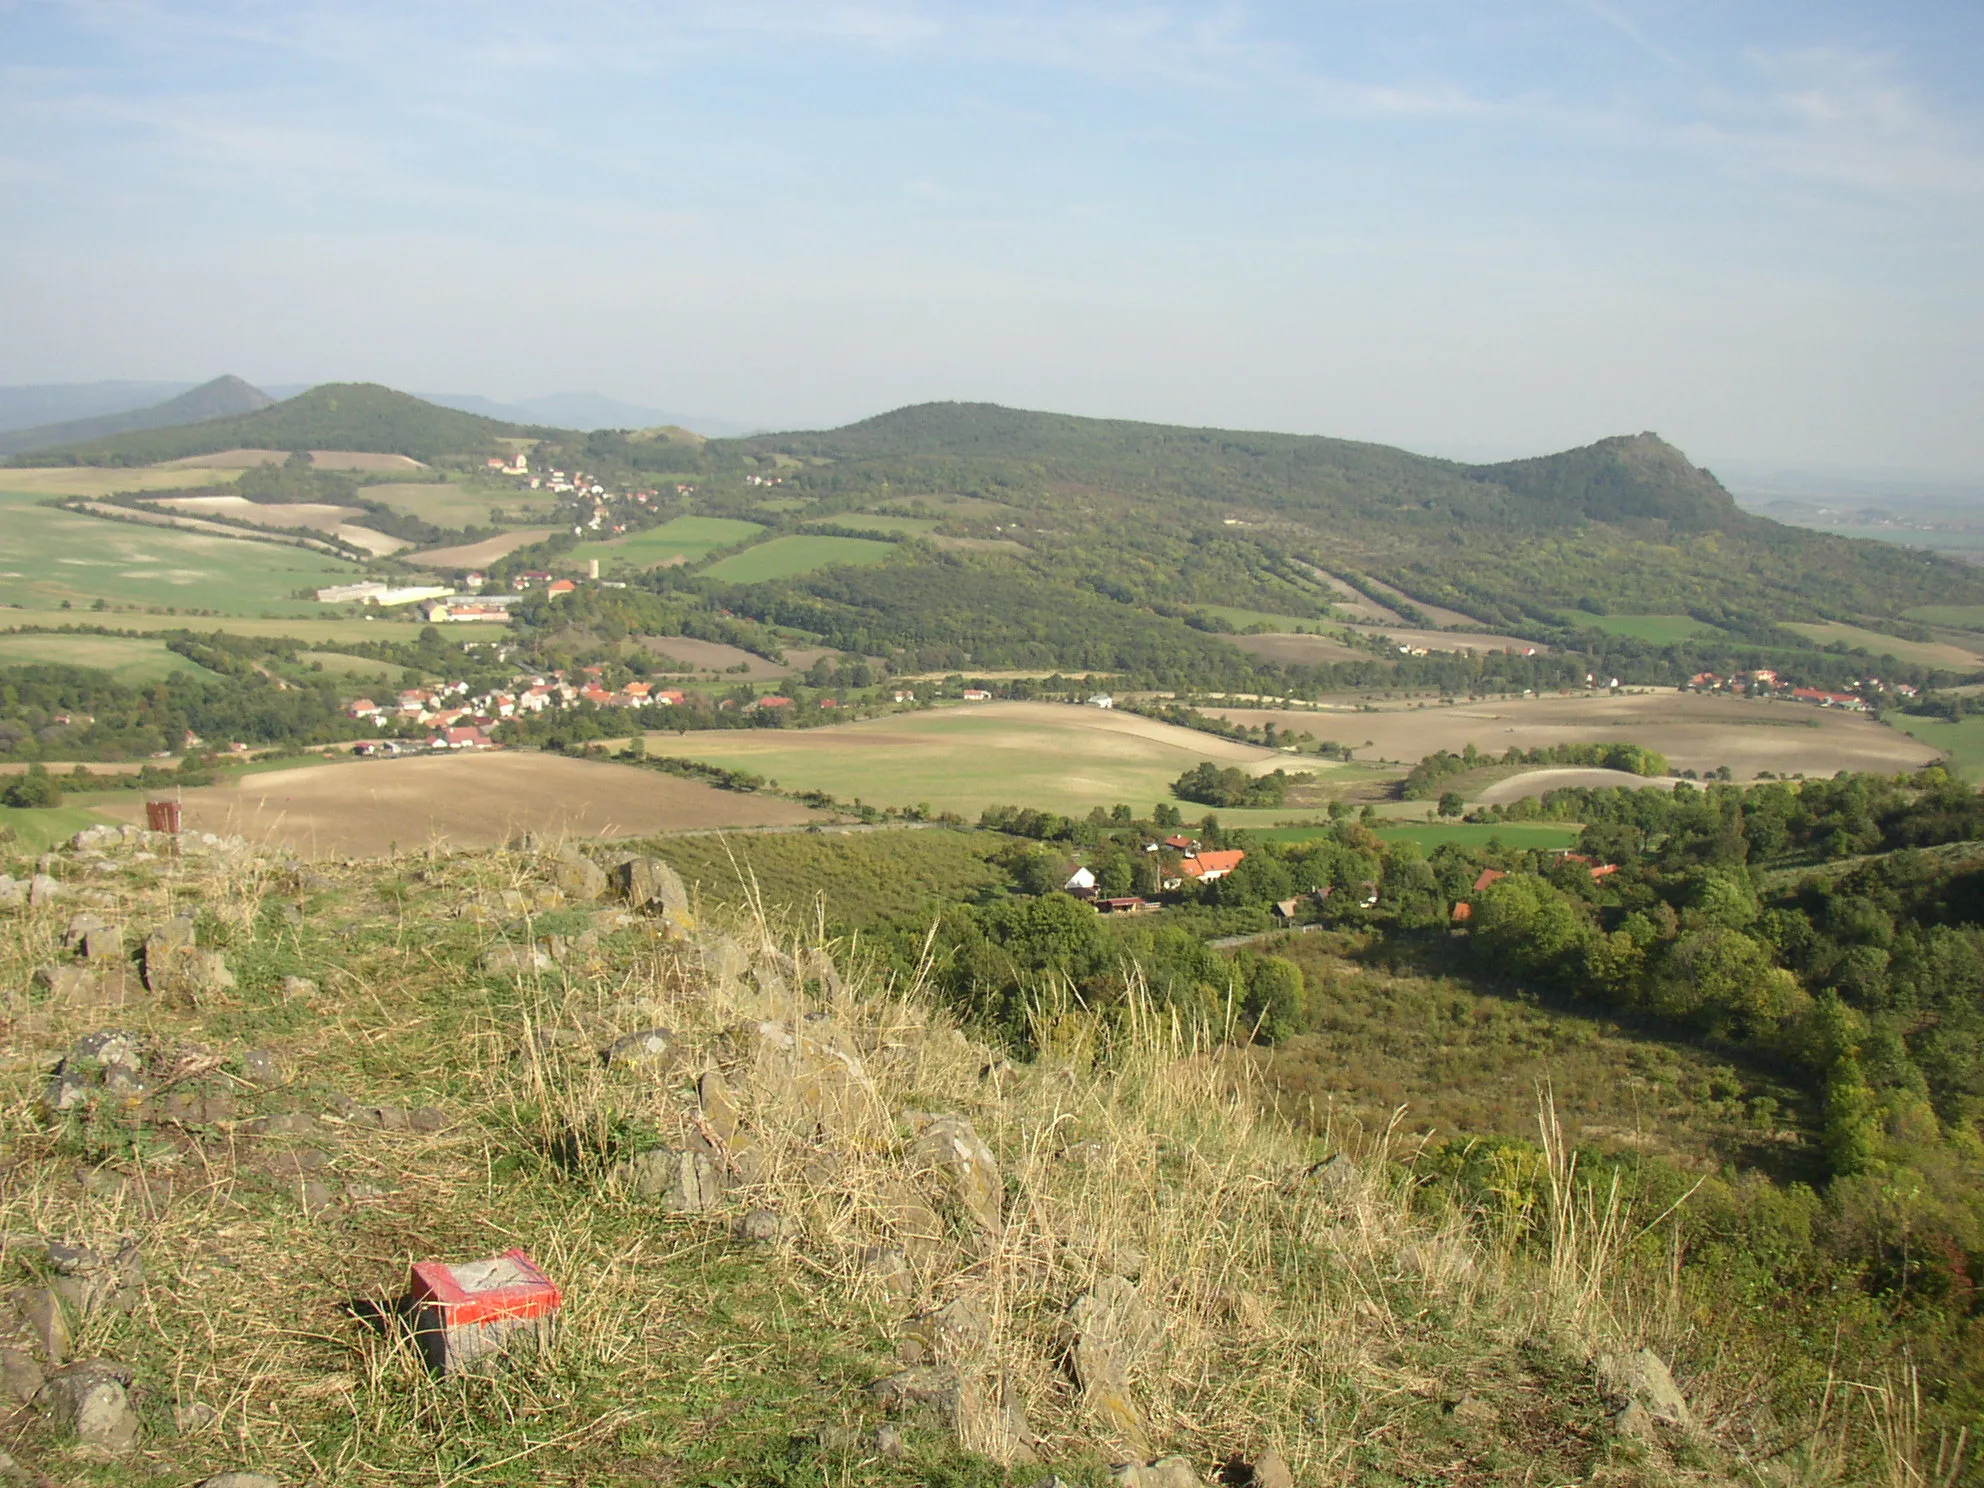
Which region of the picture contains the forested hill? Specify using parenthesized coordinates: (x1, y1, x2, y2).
(722, 401, 1984, 625)
(15, 382, 530, 466)
(0, 374, 273, 456)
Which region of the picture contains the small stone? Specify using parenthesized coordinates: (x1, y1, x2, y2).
(31, 964, 97, 1001)
(409, 1106, 446, 1133)
(0, 1347, 43, 1402)
(1596, 1347, 1695, 1434)
(81, 925, 124, 965)
(603, 1028, 677, 1068)
(409, 1250, 561, 1375)
(1248, 1448, 1296, 1488)
(613, 1148, 724, 1212)
(200, 1475, 283, 1488)
(481, 943, 556, 975)
(240, 1049, 285, 1086)
(1304, 1153, 1359, 1196)
(28, 873, 62, 907)
(868, 1365, 961, 1417)
(900, 1294, 992, 1366)
(39, 1358, 139, 1453)
(550, 849, 608, 901)
(733, 1209, 788, 1242)
(280, 976, 319, 999)
(11, 1284, 72, 1363)
(1110, 1459, 1203, 1488)
(610, 855, 690, 918)
(872, 1424, 907, 1459)
(46, 1237, 143, 1313)
(299, 1180, 335, 1216)
(173, 1400, 219, 1433)
(910, 1113, 1004, 1237)
(246, 1110, 325, 1136)
(861, 1247, 916, 1306)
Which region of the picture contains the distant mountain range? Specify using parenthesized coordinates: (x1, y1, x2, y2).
(0, 376, 274, 456)
(0, 380, 198, 434)
(257, 386, 758, 437)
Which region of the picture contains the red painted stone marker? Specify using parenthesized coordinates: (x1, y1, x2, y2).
(408, 1248, 561, 1374)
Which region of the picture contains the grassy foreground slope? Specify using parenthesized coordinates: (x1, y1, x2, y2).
(6, 826, 1931, 1487)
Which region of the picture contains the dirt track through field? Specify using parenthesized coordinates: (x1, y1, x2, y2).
(1206, 691, 1940, 776)
(90, 752, 824, 858)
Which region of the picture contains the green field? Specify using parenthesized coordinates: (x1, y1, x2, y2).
(362, 480, 511, 531)
(807, 514, 940, 537)
(295, 649, 401, 681)
(1885, 713, 1984, 783)
(1244, 821, 1583, 851)
(637, 827, 1009, 929)
(702, 534, 895, 583)
(1560, 611, 1717, 643)
(0, 487, 362, 614)
(568, 516, 766, 573)
(0, 633, 220, 684)
(1782, 621, 1984, 671)
(0, 609, 431, 647)
(648, 702, 1286, 819)
(1904, 605, 1984, 633)
(0, 803, 121, 853)
(1195, 605, 1334, 632)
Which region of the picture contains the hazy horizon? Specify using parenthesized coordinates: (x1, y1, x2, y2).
(5, 1, 1981, 476)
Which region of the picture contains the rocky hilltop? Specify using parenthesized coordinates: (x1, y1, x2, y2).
(2, 827, 1761, 1485)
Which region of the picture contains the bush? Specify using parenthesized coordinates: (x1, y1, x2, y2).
(1, 762, 61, 808)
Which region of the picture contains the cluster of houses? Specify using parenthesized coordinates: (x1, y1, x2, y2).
(1060, 838, 1251, 914)
(343, 665, 701, 752)
(1684, 668, 1919, 710)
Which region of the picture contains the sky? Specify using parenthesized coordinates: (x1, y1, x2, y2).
(2, 0, 1981, 475)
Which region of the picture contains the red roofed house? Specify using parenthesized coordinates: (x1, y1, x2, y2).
(1473, 868, 1507, 893)
(750, 695, 794, 711)
(545, 579, 577, 597)
(1180, 849, 1246, 882)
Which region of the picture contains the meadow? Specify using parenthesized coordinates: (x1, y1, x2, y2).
(1885, 712, 1984, 783)
(1194, 605, 1334, 632)
(296, 649, 403, 682)
(0, 632, 219, 684)
(1254, 934, 1807, 1168)
(806, 513, 941, 536)
(362, 480, 509, 531)
(1781, 620, 1984, 670)
(0, 488, 362, 614)
(1904, 604, 1984, 632)
(1559, 611, 1718, 643)
(568, 516, 766, 573)
(648, 700, 1288, 819)
(701, 533, 895, 583)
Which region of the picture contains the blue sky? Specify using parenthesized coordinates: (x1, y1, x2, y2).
(2, 1, 1980, 474)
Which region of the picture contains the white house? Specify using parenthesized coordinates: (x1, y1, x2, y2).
(1064, 867, 1097, 893)
(1087, 694, 1114, 709)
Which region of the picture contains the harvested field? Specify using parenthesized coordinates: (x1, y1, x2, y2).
(569, 516, 766, 573)
(410, 529, 555, 567)
(1475, 767, 1685, 804)
(1205, 691, 1941, 776)
(1225, 632, 1370, 665)
(0, 467, 242, 498)
(363, 481, 505, 530)
(159, 449, 429, 471)
(89, 751, 824, 857)
(647, 699, 1287, 819)
(703, 534, 894, 582)
(134, 498, 419, 558)
(640, 635, 789, 677)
